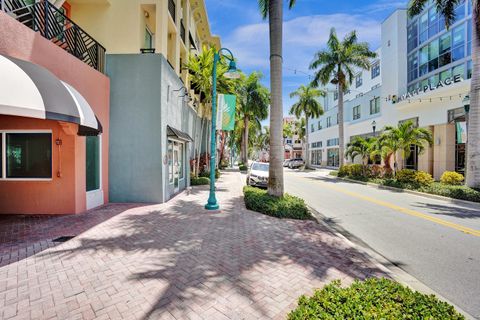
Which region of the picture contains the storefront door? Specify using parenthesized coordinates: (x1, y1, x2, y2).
(86, 135, 103, 210)
(168, 140, 184, 194)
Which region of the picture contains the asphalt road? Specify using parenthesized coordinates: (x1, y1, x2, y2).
(284, 169, 480, 319)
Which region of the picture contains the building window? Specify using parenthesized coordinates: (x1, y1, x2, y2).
(355, 74, 363, 88)
(336, 113, 339, 124)
(326, 116, 332, 128)
(333, 91, 338, 101)
(86, 136, 100, 192)
(2, 132, 52, 179)
(370, 97, 380, 115)
(452, 24, 465, 62)
(467, 60, 473, 79)
(353, 105, 361, 120)
(327, 138, 339, 147)
(179, 143, 184, 180)
(311, 123, 315, 133)
(318, 121, 322, 130)
(286, 139, 292, 144)
(407, 20, 418, 52)
(371, 62, 380, 79)
(144, 27, 154, 49)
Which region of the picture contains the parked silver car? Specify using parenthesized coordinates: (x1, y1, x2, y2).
(288, 158, 305, 169)
(246, 162, 269, 188)
(283, 159, 292, 167)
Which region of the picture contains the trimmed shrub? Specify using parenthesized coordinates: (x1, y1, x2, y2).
(441, 171, 465, 185)
(414, 171, 434, 186)
(423, 183, 480, 202)
(370, 164, 384, 178)
(288, 278, 464, 320)
(337, 165, 352, 177)
(199, 169, 220, 179)
(190, 177, 210, 186)
(239, 164, 248, 171)
(396, 169, 417, 183)
(243, 186, 311, 220)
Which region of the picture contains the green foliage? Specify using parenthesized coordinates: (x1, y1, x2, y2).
(345, 137, 378, 164)
(380, 121, 433, 169)
(329, 171, 338, 177)
(441, 171, 465, 185)
(396, 169, 418, 183)
(239, 164, 248, 171)
(338, 164, 364, 178)
(422, 183, 480, 202)
(199, 170, 220, 179)
(414, 171, 434, 186)
(310, 28, 377, 91)
(243, 186, 311, 220)
(289, 84, 324, 120)
(190, 177, 210, 186)
(288, 278, 464, 320)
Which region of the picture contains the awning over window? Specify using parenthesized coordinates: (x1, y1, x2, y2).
(167, 125, 193, 142)
(0, 55, 102, 136)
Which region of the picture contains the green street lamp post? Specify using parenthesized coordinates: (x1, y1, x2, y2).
(205, 48, 239, 211)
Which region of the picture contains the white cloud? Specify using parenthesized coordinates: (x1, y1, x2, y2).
(224, 13, 382, 72)
(362, 0, 406, 13)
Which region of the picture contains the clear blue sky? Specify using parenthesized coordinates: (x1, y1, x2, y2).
(204, 0, 406, 119)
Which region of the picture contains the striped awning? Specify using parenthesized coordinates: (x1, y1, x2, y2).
(0, 55, 102, 135)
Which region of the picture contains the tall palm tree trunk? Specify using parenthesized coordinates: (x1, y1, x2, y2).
(466, 3, 480, 187)
(243, 116, 250, 164)
(338, 85, 345, 167)
(268, 0, 284, 197)
(305, 117, 310, 168)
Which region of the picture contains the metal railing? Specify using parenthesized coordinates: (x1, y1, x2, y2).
(168, 0, 175, 23)
(1, 0, 106, 73)
(180, 19, 185, 44)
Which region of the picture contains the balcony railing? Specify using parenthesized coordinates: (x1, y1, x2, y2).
(180, 19, 185, 44)
(1, 0, 106, 73)
(168, 0, 175, 23)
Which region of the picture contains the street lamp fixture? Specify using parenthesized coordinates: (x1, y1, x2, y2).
(371, 120, 377, 136)
(205, 48, 239, 211)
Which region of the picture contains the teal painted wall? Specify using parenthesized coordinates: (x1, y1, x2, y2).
(107, 54, 164, 203)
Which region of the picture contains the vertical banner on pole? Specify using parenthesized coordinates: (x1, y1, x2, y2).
(217, 94, 236, 131)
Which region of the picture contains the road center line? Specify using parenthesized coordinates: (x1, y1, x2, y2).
(309, 177, 480, 237)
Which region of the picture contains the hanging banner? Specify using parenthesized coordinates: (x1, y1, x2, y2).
(456, 121, 467, 144)
(217, 94, 236, 131)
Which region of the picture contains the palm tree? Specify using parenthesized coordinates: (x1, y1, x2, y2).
(380, 120, 433, 175)
(409, 1, 479, 187)
(237, 72, 270, 164)
(185, 46, 236, 175)
(258, 0, 296, 197)
(310, 28, 377, 168)
(345, 137, 377, 166)
(289, 85, 324, 167)
(345, 136, 378, 175)
(295, 117, 306, 144)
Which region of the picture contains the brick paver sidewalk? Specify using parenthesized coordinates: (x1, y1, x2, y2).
(0, 170, 387, 320)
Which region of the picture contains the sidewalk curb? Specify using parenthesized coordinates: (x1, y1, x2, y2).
(307, 205, 476, 320)
(334, 176, 480, 208)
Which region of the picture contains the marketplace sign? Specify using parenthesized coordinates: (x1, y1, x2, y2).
(392, 75, 463, 104)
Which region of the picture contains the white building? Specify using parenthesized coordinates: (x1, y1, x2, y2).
(309, 0, 472, 179)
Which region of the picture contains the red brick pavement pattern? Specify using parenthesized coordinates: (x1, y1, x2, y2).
(0, 171, 387, 319)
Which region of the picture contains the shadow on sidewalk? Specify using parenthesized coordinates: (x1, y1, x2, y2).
(0, 203, 147, 267)
(37, 175, 388, 319)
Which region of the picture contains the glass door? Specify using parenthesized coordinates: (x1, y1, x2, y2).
(173, 142, 179, 192)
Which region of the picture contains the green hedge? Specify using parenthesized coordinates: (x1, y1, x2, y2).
(190, 177, 210, 186)
(239, 164, 248, 171)
(243, 186, 311, 220)
(199, 169, 220, 179)
(288, 278, 464, 320)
